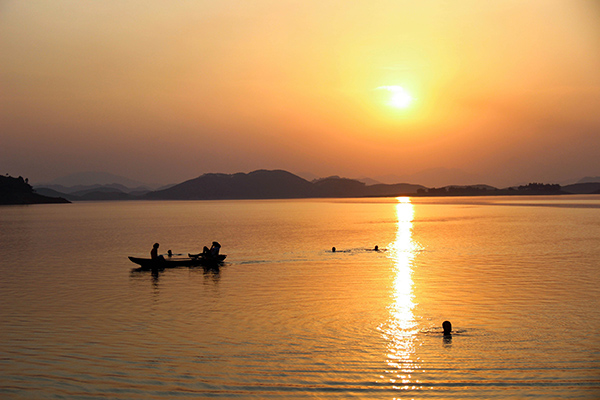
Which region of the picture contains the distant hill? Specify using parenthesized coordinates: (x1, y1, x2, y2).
(35, 183, 152, 195)
(33, 172, 161, 201)
(577, 176, 600, 184)
(34, 187, 73, 199)
(295, 171, 320, 182)
(1, 176, 70, 205)
(357, 177, 383, 186)
(35, 186, 136, 201)
(22, 169, 600, 202)
(562, 182, 600, 194)
(41, 171, 160, 190)
(313, 177, 368, 197)
(146, 170, 317, 200)
(146, 170, 425, 200)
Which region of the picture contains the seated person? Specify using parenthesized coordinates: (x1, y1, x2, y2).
(151, 243, 165, 261)
(210, 241, 221, 257)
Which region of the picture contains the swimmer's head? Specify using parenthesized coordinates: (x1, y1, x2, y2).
(442, 320, 452, 335)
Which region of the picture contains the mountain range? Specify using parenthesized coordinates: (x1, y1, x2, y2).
(34, 170, 426, 201)
(27, 169, 600, 203)
(39, 171, 163, 190)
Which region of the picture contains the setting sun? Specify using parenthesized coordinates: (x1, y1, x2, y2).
(377, 86, 414, 109)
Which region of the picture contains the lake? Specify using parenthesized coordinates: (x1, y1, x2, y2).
(1, 196, 599, 399)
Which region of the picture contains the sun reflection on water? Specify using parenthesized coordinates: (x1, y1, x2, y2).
(380, 197, 422, 390)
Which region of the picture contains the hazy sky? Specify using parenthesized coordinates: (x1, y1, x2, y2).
(2, 1, 599, 186)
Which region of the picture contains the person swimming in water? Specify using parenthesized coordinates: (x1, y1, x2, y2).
(442, 320, 452, 336)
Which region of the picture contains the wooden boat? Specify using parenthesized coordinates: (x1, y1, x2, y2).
(128, 254, 226, 269)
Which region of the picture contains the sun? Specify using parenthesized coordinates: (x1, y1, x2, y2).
(377, 85, 414, 109)
(389, 88, 413, 109)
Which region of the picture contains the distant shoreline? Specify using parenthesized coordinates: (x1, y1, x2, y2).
(4, 170, 599, 204)
(0, 175, 70, 205)
(4, 191, 600, 206)
(20, 191, 600, 204)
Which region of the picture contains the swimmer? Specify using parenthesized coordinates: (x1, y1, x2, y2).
(442, 320, 452, 335)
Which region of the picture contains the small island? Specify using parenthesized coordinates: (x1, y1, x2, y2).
(0, 175, 70, 205)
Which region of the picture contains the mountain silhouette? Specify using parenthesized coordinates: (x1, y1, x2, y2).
(562, 182, 600, 194)
(40, 171, 163, 190)
(577, 176, 600, 184)
(146, 170, 425, 200)
(146, 170, 317, 200)
(17, 170, 599, 202)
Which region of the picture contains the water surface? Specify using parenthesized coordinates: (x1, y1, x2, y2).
(1, 196, 599, 399)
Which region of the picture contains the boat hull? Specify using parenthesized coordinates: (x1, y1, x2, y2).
(128, 255, 226, 270)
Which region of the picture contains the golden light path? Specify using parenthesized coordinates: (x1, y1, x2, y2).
(381, 196, 421, 391)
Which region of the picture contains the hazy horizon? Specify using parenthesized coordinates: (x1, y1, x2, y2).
(28, 167, 598, 191)
(2, 1, 599, 188)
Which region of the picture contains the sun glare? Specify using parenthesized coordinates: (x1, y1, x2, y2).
(378, 197, 421, 388)
(377, 86, 414, 109)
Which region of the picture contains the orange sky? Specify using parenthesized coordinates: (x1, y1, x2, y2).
(1, 0, 599, 187)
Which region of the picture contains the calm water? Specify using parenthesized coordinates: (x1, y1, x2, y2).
(1, 196, 599, 399)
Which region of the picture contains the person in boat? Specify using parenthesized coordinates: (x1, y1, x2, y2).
(209, 241, 221, 257)
(374, 245, 379, 251)
(151, 243, 165, 261)
(332, 247, 336, 252)
(167, 250, 172, 257)
(442, 320, 452, 336)
(194, 242, 221, 259)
